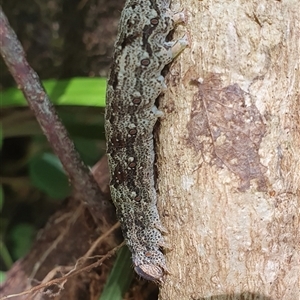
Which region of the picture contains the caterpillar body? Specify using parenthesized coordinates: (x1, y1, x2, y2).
(105, 0, 187, 282)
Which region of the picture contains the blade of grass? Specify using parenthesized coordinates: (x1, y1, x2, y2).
(100, 246, 134, 300)
(0, 240, 13, 270)
(1, 77, 107, 108)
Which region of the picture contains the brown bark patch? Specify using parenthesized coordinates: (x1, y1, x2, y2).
(187, 73, 267, 191)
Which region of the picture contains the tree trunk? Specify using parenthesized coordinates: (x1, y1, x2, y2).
(158, 0, 299, 299)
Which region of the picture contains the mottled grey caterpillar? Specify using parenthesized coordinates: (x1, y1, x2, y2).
(105, 0, 187, 282)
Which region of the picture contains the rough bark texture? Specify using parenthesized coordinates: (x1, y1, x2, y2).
(157, 0, 299, 299)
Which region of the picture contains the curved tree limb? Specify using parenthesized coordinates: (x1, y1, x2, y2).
(0, 6, 114, 227)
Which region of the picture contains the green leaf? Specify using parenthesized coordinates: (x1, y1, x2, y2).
(0, 124, 3, 149)
(0, 185, 3, 212)
(29, 152, 71, 199)
(100, 246, 134, 300)
(0, 240, 13, 269)
(1, 77, 107, 107)
(10, 223, 35, 260)
(0, 271, 6, 284)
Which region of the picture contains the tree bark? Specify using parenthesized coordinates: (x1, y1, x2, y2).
(158, 0, 299, 299)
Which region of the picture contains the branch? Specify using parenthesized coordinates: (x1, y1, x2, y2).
(0, 6, 113, 226)
(0, 239, 124, 300)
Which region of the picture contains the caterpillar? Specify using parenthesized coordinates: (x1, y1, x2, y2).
(105, 0, 187, 282)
